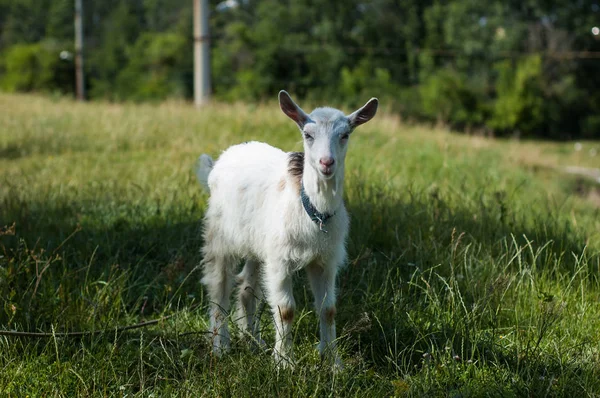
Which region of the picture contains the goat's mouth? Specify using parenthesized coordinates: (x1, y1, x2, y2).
(319, 166, 335, 179)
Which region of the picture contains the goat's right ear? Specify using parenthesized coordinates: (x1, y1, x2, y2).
(279, 90, 310, 129)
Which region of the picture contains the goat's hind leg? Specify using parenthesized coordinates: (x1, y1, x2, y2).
(235, 258, 265, 348)
(201, 254, 235, 355)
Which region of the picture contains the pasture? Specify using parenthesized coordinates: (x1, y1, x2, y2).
(0, 93, 599, 396)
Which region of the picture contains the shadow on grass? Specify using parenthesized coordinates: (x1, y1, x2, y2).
(0, 198, 205, 333)
(0, 135, 98, 160)
(331, 185, 598, 393)
(0, 144, 26, 160)
(0, 185, 597, 393)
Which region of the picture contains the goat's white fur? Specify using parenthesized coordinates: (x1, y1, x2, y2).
(196, 91, 378, 367)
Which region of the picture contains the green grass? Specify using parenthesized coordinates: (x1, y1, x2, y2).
(1, 93, 599, 397)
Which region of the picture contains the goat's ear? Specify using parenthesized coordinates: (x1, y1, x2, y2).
(279, 90, 310, 129)
(348, 98, 379, 129)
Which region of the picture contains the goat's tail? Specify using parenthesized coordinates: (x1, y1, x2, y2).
(195, 154, 214, 192)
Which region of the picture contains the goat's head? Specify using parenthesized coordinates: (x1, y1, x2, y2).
(279, 90, 378, 180)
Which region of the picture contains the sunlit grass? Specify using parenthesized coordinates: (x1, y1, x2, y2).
(0, 92, 599, 396)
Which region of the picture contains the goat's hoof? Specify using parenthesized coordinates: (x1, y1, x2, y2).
(332, 357, 344, 372)
(211, 343, 230, 357)
(243, 335, 266, 352)
(273, 352, 295, 371)
(210, 335, 231, 357)
(251, 337, 267, 352)
(319, 350, 344, 371)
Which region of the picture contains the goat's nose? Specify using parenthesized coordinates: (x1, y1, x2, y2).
(319, 157, 335, 167)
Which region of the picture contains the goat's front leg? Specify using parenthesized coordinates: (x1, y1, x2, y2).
(306, 261, 341, 368)
(263, 261, 295, 368)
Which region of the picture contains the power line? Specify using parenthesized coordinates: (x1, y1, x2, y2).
(273, 44, 600, 59)
(205, 37, 600, 59)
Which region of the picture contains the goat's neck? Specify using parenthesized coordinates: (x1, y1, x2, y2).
(302, 164, 345, 215)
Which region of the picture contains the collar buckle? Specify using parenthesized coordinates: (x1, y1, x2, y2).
(314, 216, 328, 233)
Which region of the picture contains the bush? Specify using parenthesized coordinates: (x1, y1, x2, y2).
(111, 32, 189, 101)
(0, 40, 74, 94)
(419, 68, 486, 128)
(582, 116, 600, 139)
(490, 56, 545, 136)
(339, 59, 401, 110)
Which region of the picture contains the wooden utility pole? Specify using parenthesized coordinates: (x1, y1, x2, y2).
(194, 0, 211, 107)
(74, 0, 85, 101)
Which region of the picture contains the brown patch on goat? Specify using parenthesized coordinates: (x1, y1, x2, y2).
(215, 310, 224, 322)
(325, 307, 336, 324)
(287, 152, 304, 193)
(279, 307, 295, 323)
(277, 178, 286, 192)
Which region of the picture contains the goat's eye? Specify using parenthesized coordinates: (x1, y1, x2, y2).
(303, 133, 314, 141)
(340, 133, 349, 141)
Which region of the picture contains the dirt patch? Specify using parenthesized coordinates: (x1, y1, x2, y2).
(561, 166, 600, 207)
(564, 166, 600, 184)
(587, 189, 600, 207)
(570, 177, 600, 207)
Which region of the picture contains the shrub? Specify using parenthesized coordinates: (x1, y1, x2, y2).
(490, 56, 545, 136)
(111, 32, 188, 101)
(339, 59, 401, 109)
(419, 68, 486, 128)
(581, 116, 600, 139)
(0, 40, 74, 94)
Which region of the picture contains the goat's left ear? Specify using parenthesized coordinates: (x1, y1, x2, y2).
(279, 90, 311, 129)
(348, 98, 379, 129)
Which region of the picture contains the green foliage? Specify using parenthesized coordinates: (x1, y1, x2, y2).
(0, 0, 53, 46)
(490, 56, 587, 138)
(339, 59, 400, 108)
(582, 115, 600, 138)
(420, 68, 486, 128)
(114, 32, 188, 101)
(46, 0, 73, 40)
(491, 56, 545, 135)
(86, 1, 143, 99)
(1, 0, 599, 138)
(0, 40, 73, 93)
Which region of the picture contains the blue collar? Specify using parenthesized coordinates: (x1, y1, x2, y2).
(300, 183, 335, 233)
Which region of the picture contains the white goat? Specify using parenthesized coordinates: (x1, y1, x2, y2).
(196, 91, 378, 367)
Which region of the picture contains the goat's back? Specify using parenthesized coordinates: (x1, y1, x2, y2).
(203, 142, 289, 257)
(207, 141, 286, 193)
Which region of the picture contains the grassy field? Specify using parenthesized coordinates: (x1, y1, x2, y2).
(1, 92, 599, 397)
